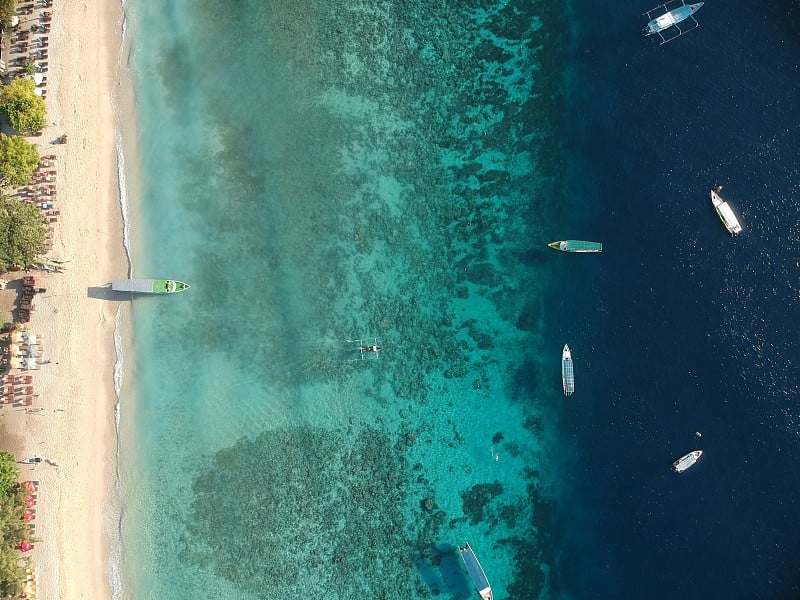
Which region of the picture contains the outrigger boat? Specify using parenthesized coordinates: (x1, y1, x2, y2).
(672, 450, 702, 473)
(642, 0, 703, 45)
(562, 344, 575, 397)
(345, 338, 382, 360)
(458, 543, 493, 600)
(710, 186, 743, 236)
(548, 240, 602, 253)
(111, 279, 190, 294)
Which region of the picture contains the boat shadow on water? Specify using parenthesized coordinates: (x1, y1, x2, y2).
(414, 543, 474, 598)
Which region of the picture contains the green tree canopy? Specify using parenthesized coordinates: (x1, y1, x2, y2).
(0, 78, 46, 133)
(0, 195, 47, 270)
(0, 133, 40, 187)
(0, 478, 30, 597)
(0, 0, 15, 32)
(0, 545, 27, 597)
(0, 453, 18, 498)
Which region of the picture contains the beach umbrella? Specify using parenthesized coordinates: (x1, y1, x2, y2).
(24, 357, 38, 370)
(11, 332, 23, 343)
(33, 88, 42, 96)
(8, 343, 19, 357)
(18, 541, 32, 552)
(25, 333, 37, 345)
(23, 481, 36, 492)
(25, 497, 35, 508)
(11, 16, 18, 26)
(33, 73, 43, 86)
(21, 511, 33, 521)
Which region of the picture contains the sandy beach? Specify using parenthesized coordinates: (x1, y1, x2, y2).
(0, 0, 126, 598)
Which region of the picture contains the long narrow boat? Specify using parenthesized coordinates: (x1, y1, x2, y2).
(548, 240, 603, 253)
(672, 450, 703, 473)
(710, 187, 742, 235)
(459, 543, 493, 600)
(111, 279, 191, 294)
(642, 1, 704, 44)
(562, 344, 574, 397)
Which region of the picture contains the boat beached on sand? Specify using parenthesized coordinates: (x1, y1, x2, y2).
(562, 344, 575, 397)
(710, 187, 743, 236)
(111, 279, 191, 294)
(672, 450, 702, 473)
(548, 240, 602, 253)
(459, 543, 493, 600)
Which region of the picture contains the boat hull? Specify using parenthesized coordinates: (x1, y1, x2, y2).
(562, 344, 575, 396)
(548, 240, 603, 253)
(642, 2, 703, 35)
(710, 189, 742, 235)
(112, 279, 191, 294)
(459, 543, 493, 600)
(672, 450, 703, 473)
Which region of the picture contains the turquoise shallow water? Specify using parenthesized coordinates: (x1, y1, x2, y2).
(119, 1, 568, 598)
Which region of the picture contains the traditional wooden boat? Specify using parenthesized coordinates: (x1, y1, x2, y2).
(548, 240, 602, 253)
(562, 344, 575, 397)
(111, 279, 190, 294)
(642, 0, 704, 44)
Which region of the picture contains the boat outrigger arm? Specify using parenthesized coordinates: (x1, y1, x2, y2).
(642, 0, 703, 45)
(349, 338, 382, 360)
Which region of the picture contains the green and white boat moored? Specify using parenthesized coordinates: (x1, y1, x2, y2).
(548, 240, 603, 253)
(112, 279, 191, 294)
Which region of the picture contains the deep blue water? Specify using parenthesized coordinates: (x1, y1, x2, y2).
(553, 1, 800, 598)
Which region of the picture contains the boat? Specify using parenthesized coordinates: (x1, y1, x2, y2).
(547, 240, 603, 253)
(672, 450, 703, 473)
(111, 279, 191, 294)
(710, 187, 743, 235)
(458, 543, 493, 600)
(562, 344, 574, 397)
(642, 1, 704, 45)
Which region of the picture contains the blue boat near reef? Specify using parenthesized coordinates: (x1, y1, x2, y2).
(548, 240, 603, 253)
(459, 543, 493, 600)
(642, 0, 703, 45)
(562, 344, 575, 397)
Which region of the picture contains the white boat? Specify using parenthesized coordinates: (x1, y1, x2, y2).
(562, 344, 574, 397)
(459, 543, 493, 600)
(710, 187, 743, 235)
(642, 1, 704, 45)
(672, 450, 702, 473)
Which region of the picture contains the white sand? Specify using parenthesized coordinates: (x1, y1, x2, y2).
(3, 1, 127, 598)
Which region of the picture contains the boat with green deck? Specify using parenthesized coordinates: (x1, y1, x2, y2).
(112, 279, 190, 294)
(548, 240, 603, 253)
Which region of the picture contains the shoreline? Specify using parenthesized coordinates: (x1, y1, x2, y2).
(1, 1, 128, 599)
